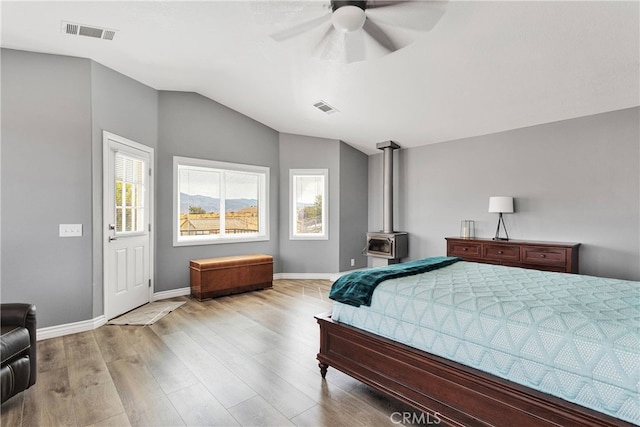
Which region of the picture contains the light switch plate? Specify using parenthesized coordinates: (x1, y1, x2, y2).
(59, 224, 82, 237)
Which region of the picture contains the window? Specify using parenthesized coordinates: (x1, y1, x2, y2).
(115, 152, 146, 234)
(290, 169, 328, 240)
(173, 156, 269, 246)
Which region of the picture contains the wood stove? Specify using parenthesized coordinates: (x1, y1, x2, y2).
(366, 232, 408, 260)
(366, 141, 408, 266)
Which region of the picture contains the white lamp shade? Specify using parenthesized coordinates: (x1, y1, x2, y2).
(488, 196, 514, 213)
(331, 5, 366, 32)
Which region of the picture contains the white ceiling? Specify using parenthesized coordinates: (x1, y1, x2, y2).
(2, 1, 638, 154)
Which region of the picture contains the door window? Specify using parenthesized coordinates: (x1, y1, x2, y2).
(114, 153, 146, 234)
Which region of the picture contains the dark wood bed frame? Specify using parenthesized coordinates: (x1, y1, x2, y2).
(316, 312, 632, 427)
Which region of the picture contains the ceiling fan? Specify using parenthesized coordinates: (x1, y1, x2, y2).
(270, 0, 448, 63)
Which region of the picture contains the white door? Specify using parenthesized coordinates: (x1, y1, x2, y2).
(103, 131, 153, 320)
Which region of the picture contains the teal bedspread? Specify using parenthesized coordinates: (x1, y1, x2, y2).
(329, 256, 460, 307)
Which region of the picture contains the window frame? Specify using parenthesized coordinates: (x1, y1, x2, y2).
(114, 150, 147, 236)
(289, 168, 329, 241)
(173, 156, 269, 246)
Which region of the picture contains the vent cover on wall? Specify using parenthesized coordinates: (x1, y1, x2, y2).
(313, 100, 339, 115)
(62, 21, 117, 40)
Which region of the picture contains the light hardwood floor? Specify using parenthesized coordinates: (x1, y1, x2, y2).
(1, 280, 421, 427)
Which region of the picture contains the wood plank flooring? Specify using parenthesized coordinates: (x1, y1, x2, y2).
(1, 280, 422, 427)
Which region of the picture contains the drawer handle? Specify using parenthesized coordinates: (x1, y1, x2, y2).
(540, 254, 546, 258)
(498, 250, 503, 255)
(462, 247, 468, 251)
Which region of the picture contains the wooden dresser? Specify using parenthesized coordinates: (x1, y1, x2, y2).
(445, 237, 580, 273)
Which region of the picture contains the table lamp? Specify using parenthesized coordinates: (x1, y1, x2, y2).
(488, 196, 514, 241)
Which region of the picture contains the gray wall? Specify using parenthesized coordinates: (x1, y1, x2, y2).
(339, 142, 369, 271)
(278, 134, 369, 273)
(1, 49, 94, 327)
(369, 107, 640, 280)
(278, 134, 340, 273)
(156, 91, 280, 291)
(1, 50, 160, 328)
(90, 61, 158, 318)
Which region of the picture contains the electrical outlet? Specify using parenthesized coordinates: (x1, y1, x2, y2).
(350, 258, 355, 267)
(59, 224, 82, 237)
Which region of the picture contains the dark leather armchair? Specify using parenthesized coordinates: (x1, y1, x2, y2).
(1, 303, 37, 403)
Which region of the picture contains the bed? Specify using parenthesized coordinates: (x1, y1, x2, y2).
(316, 258, 639, 426)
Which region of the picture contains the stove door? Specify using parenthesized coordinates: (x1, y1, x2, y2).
(366, 236, 394, 258)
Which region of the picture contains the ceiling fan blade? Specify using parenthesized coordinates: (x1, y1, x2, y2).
(313, 27, 370, 64)
(312, 25, 344, 61)
(270, 12, 332, 42)
(365, 0, 411, 9)
(362, 19, 398, 52)
(344, 31, 367, 63)
(314, 21, 396, 63)
(365, 0, 448, 32)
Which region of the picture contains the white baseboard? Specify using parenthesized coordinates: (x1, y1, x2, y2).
(274, 270, 362, 282)
(274, 272, 339, 281)
(152, 287, 191, 301)
(37, 315, 106, 341)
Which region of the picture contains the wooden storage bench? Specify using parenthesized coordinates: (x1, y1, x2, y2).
(190, 254, 273, 301)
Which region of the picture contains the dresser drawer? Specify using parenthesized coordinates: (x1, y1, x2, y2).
(522, 246, 567, 267)
(448, 241, 482, 258)
(483, 244, 520, 262)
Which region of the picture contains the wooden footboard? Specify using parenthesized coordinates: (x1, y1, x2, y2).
(316, 313, 631, 427)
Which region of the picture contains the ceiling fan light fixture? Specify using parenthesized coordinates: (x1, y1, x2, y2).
(331, 5, 366, 32)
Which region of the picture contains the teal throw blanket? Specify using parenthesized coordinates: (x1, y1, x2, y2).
(329, 256, 460, 307)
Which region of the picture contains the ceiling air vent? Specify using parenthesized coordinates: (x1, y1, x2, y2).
(313, 100, 339, 115)
(62, 21, 117, 41)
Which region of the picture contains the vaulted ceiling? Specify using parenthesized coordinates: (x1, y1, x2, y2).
(2, 1, 638, 154)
